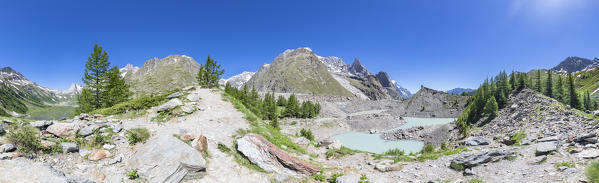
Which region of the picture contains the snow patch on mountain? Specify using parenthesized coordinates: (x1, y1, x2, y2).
(119, 64, 140, 78)
(219, 71, 255, 89)
(391, 80, 413, 99)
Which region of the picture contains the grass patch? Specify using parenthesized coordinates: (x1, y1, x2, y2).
(420, 144, 435, 154)
(587, 162, 599, 183)
(555, 162, 575, 168)
(384, 148, 405, 156)
(152, 110, 174, 122)
(510, 130, 527, 145)
(328, 173, 344, 183)
(217, 143, 231, 153)
(6, 125, 43, 154)
(325, 146, 360, 159)
(313, 173, 326, 182)
(90, 92, 173, 116)
(300, 128, 314, 141)
(359, 174, 369, 183)
(126, 169, 140, 180)
(467, 179, 484, 183)
(126, 128, 150, 145)
(450, 162, 466, 171)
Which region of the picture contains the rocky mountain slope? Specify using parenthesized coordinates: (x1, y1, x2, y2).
(245, 48, 352, 96)
(123, 55, 201, 97)
(219, 71, 255, 89)
(404, 86, 468, 117)
(392, 80, 413, 99)
(349, 58, 372, 78)
(0, 67, 59, 116)
(551, 56, 599, 74)
(119, 64, 140, 78)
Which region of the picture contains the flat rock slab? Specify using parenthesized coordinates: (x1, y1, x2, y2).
(237, 133, 319, 176)
(535, 142, 557, 156)
(461, 136, 491, 146)
(578, 149, 599, 159)
(157, 98, 183, 112)
(0, 159, 90, 182)
(128, 134, 206, 183)
(47, 123, 81, 138)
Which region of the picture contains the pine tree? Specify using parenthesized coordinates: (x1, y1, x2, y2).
(517, 73, 526, 91)
(196, 56, 225, 88)
(584, 90, 592, 111)
(483, 96, 498, 119)
(77, 88, 95, 113)
(276, 95, 287, 106)
(101, 66, 130, 108)
(545, 70, 553, 98)
(535, 70, 542, 92)
(284, 94, 299, 117)
(509, 71, 516, 92)
(567, 73, 581, 109)
(555, 75, 565, 103)
(80, 44, 110, 112)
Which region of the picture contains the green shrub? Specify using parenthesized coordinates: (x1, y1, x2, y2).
(384, 148, 405, 156)
(90, 131, 112, 148)
(510, 130, 527, 145)
(7, 125, 43, 154)
(359, 174, 369, 183)
(328, 173, 344, 183)
(313, 173, 326, 182)
(290, 121, 297, 125)
(269, 118, 279, 129)
(587, 162, 599, 183)
(217, 143, 231, 152)
(91, 92, 171, 115)
(126, 128, 150, 145)
(325, 146, 357, 158)
(49, 144, 63, 154)
(300, 128, 314, 141)
(126, 169, 139, 180)
(450, 162, 466, 171)
(421, 144, 435, 154)
(468, 179, 484, 183)
(555, 162, 574, 168)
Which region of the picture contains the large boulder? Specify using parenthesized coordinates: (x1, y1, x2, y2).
(47, 123, 81, 138)
(461, 136, 491, 146)
(78, 124, 101, 137)
(128, 134, 206, 183)
(30, 120, 54, 129)
(237, 133, 319, 176)
(60, 142, 79, 153)
(450, 150, 513, 170)
(157, 98, 184, 112)
(1, 144, 16, 153)
(186, 93, 201, 102)
(535, 142, 557, 156)
(578, 149, 599, 159)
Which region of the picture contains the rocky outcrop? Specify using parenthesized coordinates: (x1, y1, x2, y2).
(450, 150, 513, 170)
(237, 133, 319, 176)
(124, 55, 201, 97)
(128, 134, 206, 183)
(349, 58, 372, 78)
(46, 122, 81, 138)
(245, 48, 352, 96)
(461, 136, 492, 146)
(0, 159, 92, 182)
(404, 86, 468, 118)
(551, 56, 599, 74)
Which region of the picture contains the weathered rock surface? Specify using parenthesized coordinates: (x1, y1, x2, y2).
(88, 149, 111, 161)
(47, 123, 81, 138)
(60, 142, 79, 153)
(535, 142, 557, 156)
(0, 159, 92, 182)
(78, 124, 100, 137)
(166, 92, 183, 99)
(450, 150, 513, 170)
(319, 138, 342, 149)
(578, 149, 599, 159)
(336, 174, 361, 183)
(128, 134, 206, 183)
(30, 120, 54, 129)
(186, 93, 201, 102)
(157, 98, 183, 112)
(192, 135, 208, 155)
(237, 133, 319, 176)
(1, 144, 16, 153)
(461, 136, 491, 146)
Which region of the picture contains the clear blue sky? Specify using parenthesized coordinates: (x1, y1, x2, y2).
(1, 0, 598, 92)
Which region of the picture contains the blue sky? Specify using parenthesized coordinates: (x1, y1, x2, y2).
(1, 0, 598, 92)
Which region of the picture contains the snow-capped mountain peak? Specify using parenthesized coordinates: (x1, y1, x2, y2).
(119, 64, 140, 78)
(219, 71, 256, 89)
(391, 80, 413, 99)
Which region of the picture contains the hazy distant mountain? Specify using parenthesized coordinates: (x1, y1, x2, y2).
(391, 80, 412, 99)
(219, 71, 255, 89)
(551, 56, 599, 74)
(245, 48, 352, 96)
(0, 67, 59, 116)
(119, 64, 140, 78)
(446, 88, 475, 95)
(123, 55, 201, 97)
(57, 83, 82, 95)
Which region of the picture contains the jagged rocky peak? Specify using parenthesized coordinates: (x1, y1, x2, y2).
(63, 83, 82, 94)
(551, 56, 599, 74)
(375, 72, 393, 88)
(318, 56, 350, 75)
(391, 80, 413, 99)
(119, 64, 140, 78)
(349, 58, 372, 78)
(0, 67, 28, 81)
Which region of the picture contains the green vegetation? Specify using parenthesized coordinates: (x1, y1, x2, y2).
(421, 144, 435, 154)
(126, 128, 150, 145)
(79, 44, 130, 113)
(224, 84, 321, 121)
(450, 162, 466, 171)
(126, 169, 139, 180)
(300, 128, 314, 141)
(377, 145, 468, 163)
(26, 105, 77, 120)
(90, 92, 171, 116)
(313, 173, 326, 182)
(384, 148, 405, 156)
(510, 130, 527, 145)
(587, 162, 599, 183)
(359, 174, 369, 183)
(217, 143, 231, 153)
(0, 83, 29, 115)
(555, 162, 574, 168)
(196, 56, 224, 88)
(6, 125, 43, 154)
(325, 146, 360, 158)
(467, 179, 484, 183)
(328, 173, 344, 183)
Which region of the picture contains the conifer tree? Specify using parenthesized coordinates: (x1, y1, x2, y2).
(483, 96, 498, 119)
(284, 94, 299, 117)
(584, 90, 592, 111)
(79, 44, 110, 112)
(555, 75, 565, 103)
(545, 70, 553, 98)
(535, 70, 542, 92)
(567, 73, 581, 109)
(276, 95, 287, 106)
(101, 66, 130, 108)
(517, 73, 526, 91)
(509, 71, 516, 92)
(196, 56, 225, 88)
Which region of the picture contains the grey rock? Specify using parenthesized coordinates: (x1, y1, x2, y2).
(102, 144, 115, 150)
(450, 150, 512, 170)
(335, 174, 361, 183)
(182, 86, 195, 91)
(79, 148, 91, 157)
(461, 136, 492, 146)
(578, 149, 599, 159)
(574, 133, 596, 142)
(166, 92, 183, 99)
(109, 123, 122, 133)
(1, 144, 16, 153)
(292, 137, 310, 145)
(537, 136, 559, 143)
(564, 168, 578, 173)
(319, 138, 342, 149)
(128, 134, 206, 183)
(464, 168, 476, 176)
(0, 159, 89, 182)
(273, 174, 289, 183)
(535, 142, 557, 156)
(60, 142, 79, 153)
(78, 124, 100, 137)
(586, 137, 599, 144)
(157, 98, 184, 112)
(0, 124, 4, 135)
(47, 122, 81, 138)
(108, 155, 122, 165)
(30, 120, 54, 129)
(186, 93, 201, 102)
(181, 104, 196, 114)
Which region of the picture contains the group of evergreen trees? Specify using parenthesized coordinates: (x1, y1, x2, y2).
(457, 70, 597, 136)
(196, 56, 224, 88)
(224, 83, 321, 123)
(78, 44, 130, 113)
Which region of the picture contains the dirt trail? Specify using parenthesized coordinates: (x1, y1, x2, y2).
(123, 88, 268, 182)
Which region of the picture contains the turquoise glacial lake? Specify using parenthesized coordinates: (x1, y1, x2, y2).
(331, 117, 455, 154)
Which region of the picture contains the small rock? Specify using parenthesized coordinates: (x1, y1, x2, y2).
(102, 144, 115, 150)
(1, 144, 16, 153)
(60, 142, 79, 153)
(182, 86, 195, 91)
(78, 125, 100, 137)
(464, 168, 476, 176)
(557, 166, 569, 171)
(319, 138, 342, 149)
(181, 104, 196, 114)
(585, 137, 599, 144)
(30, 120, 54, 129)
(88, 149, 111, 161)
(574, 133, 596, 142)
(192, 135, 208, 155)
(157, 98, 184, 112)
(166, 92, 183, 99)
(108, 155, 122, 165)
(40, 140, 56, 148)
(461, 136, 492, 146)
(186, 93, 201, 102)
(108, 123, 122, 133)
(79, 149, 92, 157)
(564, 168, 578, 174)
